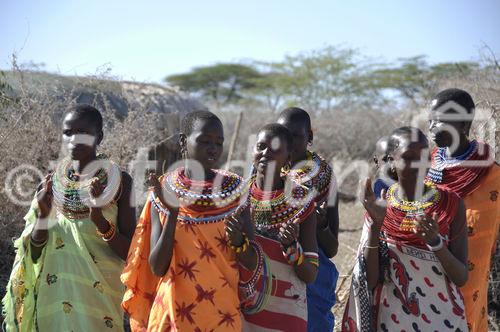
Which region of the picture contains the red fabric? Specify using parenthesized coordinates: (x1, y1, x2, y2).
(430, 142, 493, 198)
(382, 189, 460, 249)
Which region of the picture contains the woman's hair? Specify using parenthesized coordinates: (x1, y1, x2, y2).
(388, 126, 428, 153)
(431, 88, 475, 115)
(278, 107, 311, 131)
(259, 123, 293, 149)
(181, 110, 222, 136)
(65, 103, 103, 132)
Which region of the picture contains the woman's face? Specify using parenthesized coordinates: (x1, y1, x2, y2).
(392, 136, 430, 180)
(183, 118, 224, 171)
(428, 108, 468, 148)
(253, 130, 290, 175)
(276, 118, 308, 163)
(62, 112, 101, 161)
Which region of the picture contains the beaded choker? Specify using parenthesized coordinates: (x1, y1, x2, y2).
(52, 155, 121, 220)
(152, 168, 251, 224)
(285, 151, 332, 201)
(427, 140, 478, 183)
(386, 182, 440, 231)
(163, 168, 248, 208)
(249, 175, 314, 237)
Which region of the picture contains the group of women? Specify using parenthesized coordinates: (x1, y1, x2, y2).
(2, 88, 499, 332)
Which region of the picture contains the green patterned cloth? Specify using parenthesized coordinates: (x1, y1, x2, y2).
(2, 199, 125, 331)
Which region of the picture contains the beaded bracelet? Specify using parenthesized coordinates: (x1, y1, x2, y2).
(102, 223, 117, 242)
(96, 220, 114, 238)
(304, 251, 319, 267)
(240, 241, 273, 314)
(283, 241, 304, 266)
(426, 235, 444, 252)
(230, 236, 249, 254)
(239, 240, 264, 299)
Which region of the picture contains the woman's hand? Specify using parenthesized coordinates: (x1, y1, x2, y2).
(89, 177, 106, 227)
(315, 201, 328, 229)
(36, 174, 53, 218)
(225, 215, 245, 247)
(360, 177, 387, 230)
(146, 172, 179, 213)
(279, 219, 300, 248)
(413, 212, 440, 245)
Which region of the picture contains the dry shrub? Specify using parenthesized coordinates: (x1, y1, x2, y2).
(0, 66, 204, 311)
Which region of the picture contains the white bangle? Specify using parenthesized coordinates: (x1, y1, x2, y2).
(426, 235, 444, 252)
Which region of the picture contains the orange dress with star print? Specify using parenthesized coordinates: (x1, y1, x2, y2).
(121, 169, 247, 331)
(460, 164, 500, 331)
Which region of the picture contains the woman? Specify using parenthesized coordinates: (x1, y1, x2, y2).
(121, 110, 261, 331)
(342, 127, 469, 331)
(2, 104, 136, 331)
(427, 88, 500, 331)
(277, 107, 339, 331)
(243, 123, 318, 331)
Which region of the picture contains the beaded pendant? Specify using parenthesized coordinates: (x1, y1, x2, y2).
(386, 182, 440, 231)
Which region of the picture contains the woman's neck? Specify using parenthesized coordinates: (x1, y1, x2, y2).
(447, 136, 471, 158)
(72, 154, 97, 174)
(255, 170, 283, 191)
(184, 164, 215, 182)
(398, 176, 420, 201)
(398, 176, 432, 202)
(292, 149, 308, 165)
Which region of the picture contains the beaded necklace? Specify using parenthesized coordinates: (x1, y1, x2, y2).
(152, 168, 251, 225)
(285, 151, 332, 201)
(52, 155, 121, 220)
(386, 182, 440, 231)
(427, 140, 477, 184)
(164, 168, 248, 208)
(249, 175, 314, 237)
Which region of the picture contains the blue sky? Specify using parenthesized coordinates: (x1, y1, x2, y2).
(1, 0, 499, 83)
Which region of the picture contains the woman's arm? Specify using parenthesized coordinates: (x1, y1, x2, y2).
(293, 213, 319, 283)
(316, 199, 339, 258)
(360, 177, 387, 290)
(415, 200, 468, 286)
(31, 174, 53, 262)
(363, 222, 382, 290)
(89, 172, 137, 260)
(225, 208, 258, 271)
(148, 206, 178, 277)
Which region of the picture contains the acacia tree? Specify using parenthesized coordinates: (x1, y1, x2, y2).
(370, 56, 479, 105)
(165, 63, 262, 108)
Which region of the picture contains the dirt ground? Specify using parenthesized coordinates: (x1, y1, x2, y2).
(331, 202, 365, 331)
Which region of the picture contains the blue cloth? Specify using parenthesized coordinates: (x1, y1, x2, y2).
(306, 248, 339, 332)
(373, 178, 390, 199)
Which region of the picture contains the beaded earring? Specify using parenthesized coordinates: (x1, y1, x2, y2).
(282, 161, 291, 174)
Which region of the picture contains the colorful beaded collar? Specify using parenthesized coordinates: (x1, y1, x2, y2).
(151, 168, 250, 224)
(386, 181, 440, 231)
(285, 151, 332, 197)
(163, 168, 248, 207)
(52, 155, 121, 220)
(249, 175, 314, 232)
(427, 140, 477, 183)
